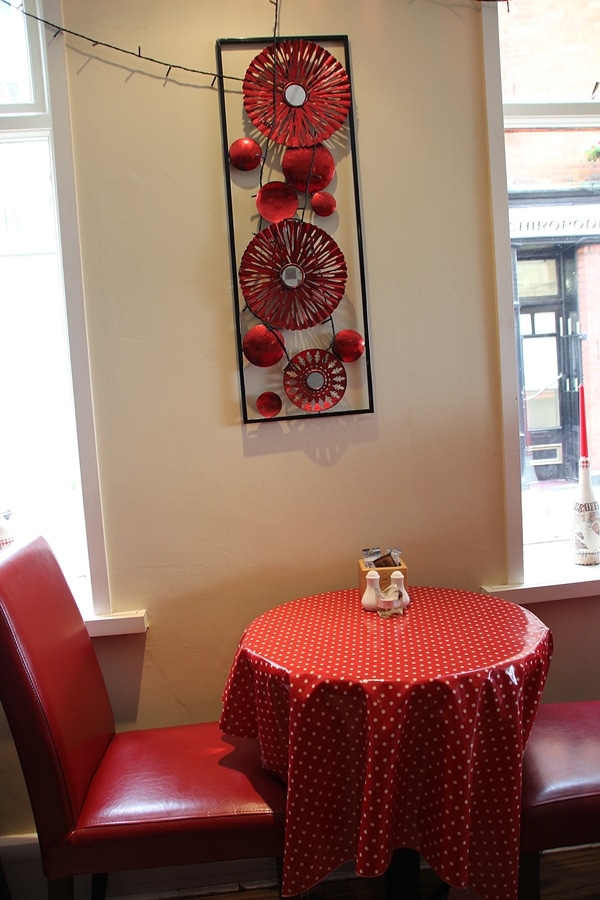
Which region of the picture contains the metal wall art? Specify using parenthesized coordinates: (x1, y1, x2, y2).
(216, 36, 373, 423)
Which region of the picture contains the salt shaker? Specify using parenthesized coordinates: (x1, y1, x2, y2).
(361, 569, 380, 611)
(391, 571, 410, 610)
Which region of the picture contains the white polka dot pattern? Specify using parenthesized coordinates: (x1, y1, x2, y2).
(220, 587, 552, 900)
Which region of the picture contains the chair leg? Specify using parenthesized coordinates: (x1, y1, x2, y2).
(47, 877, 74, 900)
(518, 851, 541, 900)
(384, 847, 421, 900)
(0, 858, 11, 900)
(91, 873, 108, 900)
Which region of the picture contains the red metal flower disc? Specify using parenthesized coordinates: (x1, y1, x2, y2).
(243, 39, 351, 147)
(283, 349, 347, 412)
(256, 181, 299, 223)
(239, 219, 347, 331)
(282, 144, 335, 193)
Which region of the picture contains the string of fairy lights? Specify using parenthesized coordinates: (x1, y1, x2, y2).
(2, 0, 509, 91)
(1, 0, 285, 85)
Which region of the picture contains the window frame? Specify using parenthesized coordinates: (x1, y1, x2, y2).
(482, 4, 524, 585)
(40, 0, 113, 617)
(482, 3, 600, 601)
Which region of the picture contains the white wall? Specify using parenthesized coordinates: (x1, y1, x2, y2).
(1, 0, 508, 834)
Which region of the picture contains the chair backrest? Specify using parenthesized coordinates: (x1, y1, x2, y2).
(0, 537, 115, 851)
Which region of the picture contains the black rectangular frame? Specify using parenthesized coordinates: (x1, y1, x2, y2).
(216, 35, 373, 423)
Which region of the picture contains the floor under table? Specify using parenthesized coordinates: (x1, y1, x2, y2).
(183, 845, 600, 900)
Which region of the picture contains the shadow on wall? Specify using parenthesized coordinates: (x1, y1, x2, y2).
(92, 632, 147, 723)
(524, 594, 600, 703)
(241, 411, 380, 464)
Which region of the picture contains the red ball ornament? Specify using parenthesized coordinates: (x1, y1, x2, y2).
(256, 182, 299, 223)
(332, 329, 365, 362)
(243, 324, 286, 367)
(229, 137, 263, 171)
(311, 191, 337, 217)
(282, 144, 335, 194)
(256, 391, 283, 418)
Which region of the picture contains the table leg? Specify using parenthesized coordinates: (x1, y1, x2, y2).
(384, 848, 421, 900)
(0, 858, 11, 900)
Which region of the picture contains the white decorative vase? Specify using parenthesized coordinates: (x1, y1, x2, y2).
(572, 457, 600, 566)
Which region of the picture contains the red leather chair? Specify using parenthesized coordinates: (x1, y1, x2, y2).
(0, 537, 288, 900)
(519, 699, 600, 899)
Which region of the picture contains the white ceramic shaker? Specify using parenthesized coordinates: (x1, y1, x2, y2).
(361, 569, 380, 611)
(391, 570, 410, 611)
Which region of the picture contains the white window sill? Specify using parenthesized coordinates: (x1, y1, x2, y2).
(85, 609, 149, 637)
(65, 573, 149, 636)
(482, 540, 600, 604)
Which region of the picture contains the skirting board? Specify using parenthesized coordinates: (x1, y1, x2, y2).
(0, 835, 283, 900)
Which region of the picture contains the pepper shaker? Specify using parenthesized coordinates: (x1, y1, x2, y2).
(391, 570, 410, 610)
(361, 569, 380, 611)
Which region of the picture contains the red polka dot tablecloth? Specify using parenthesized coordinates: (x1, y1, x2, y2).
(220, 587, 552, 900)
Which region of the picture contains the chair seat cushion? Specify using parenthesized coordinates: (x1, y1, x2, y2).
(43, 721, 287, 878)
(521, 700, 600, 853)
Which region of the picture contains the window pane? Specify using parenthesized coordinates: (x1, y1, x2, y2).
(520, 313, 532, 337)
(0, 1, 33, 105)
(0, 136, 90, 597)
(533, 312, 557, 335)
(523, 336, 561, 431)
(499, 2, 599, 103)
(517, 260, 558, 298)
(497, 1, 600, 554)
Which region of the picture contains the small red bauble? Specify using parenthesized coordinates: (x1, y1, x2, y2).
(311, 191, 336, 217)
(243, 324, 286, 367)
(256, 391, 283, 418)
(332, 329, 365, 362)
(229, 137, 263, 171)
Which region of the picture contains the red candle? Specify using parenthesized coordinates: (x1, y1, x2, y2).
(580, 383, 589, 458)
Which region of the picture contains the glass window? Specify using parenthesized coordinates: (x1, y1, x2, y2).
(0, 1, 33, 105)
(516, 260, 558, 299)
(0, 135, 91, 602)
(493, 0, 600, 580)
(498, 4, 598, 104)
(0, 0, 110, 616)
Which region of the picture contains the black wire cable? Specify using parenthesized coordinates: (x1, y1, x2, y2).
(1, 0, 243, 84)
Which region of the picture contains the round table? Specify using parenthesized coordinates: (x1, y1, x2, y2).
(220, 586, 552, 900)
